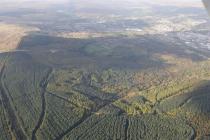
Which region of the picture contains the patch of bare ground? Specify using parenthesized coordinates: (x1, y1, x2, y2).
(55, 31, 145, 39)
(0, 23, 39, 52)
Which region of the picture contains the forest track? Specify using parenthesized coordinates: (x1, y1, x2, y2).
(46, 91, 81, 108)
(31, 68, 52, 140)
(54, 109, 91, 140)
(53, 85, 130, 140)
(124, 118, 129, 140)
(53, 98, 113, 140)
(0, 64, 27, 140)
(157, 81, 210, 114)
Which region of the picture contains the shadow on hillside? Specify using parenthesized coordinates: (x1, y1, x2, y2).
(14, 33, 210, 70)
(182, 81, 210, 115)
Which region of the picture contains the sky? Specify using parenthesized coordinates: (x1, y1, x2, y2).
(0, 0, 202, 4)
(0, 0, 204, 10)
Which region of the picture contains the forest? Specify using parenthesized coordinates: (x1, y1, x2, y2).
(0, 32, 209, 140)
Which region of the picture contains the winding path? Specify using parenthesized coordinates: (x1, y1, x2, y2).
(124, 118, 129, 140)
(31, 69, 52, 140)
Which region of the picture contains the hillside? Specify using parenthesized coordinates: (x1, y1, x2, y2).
(0, 0, 210, 140)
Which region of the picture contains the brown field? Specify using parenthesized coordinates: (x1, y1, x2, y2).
(0, 23, 39, 52)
